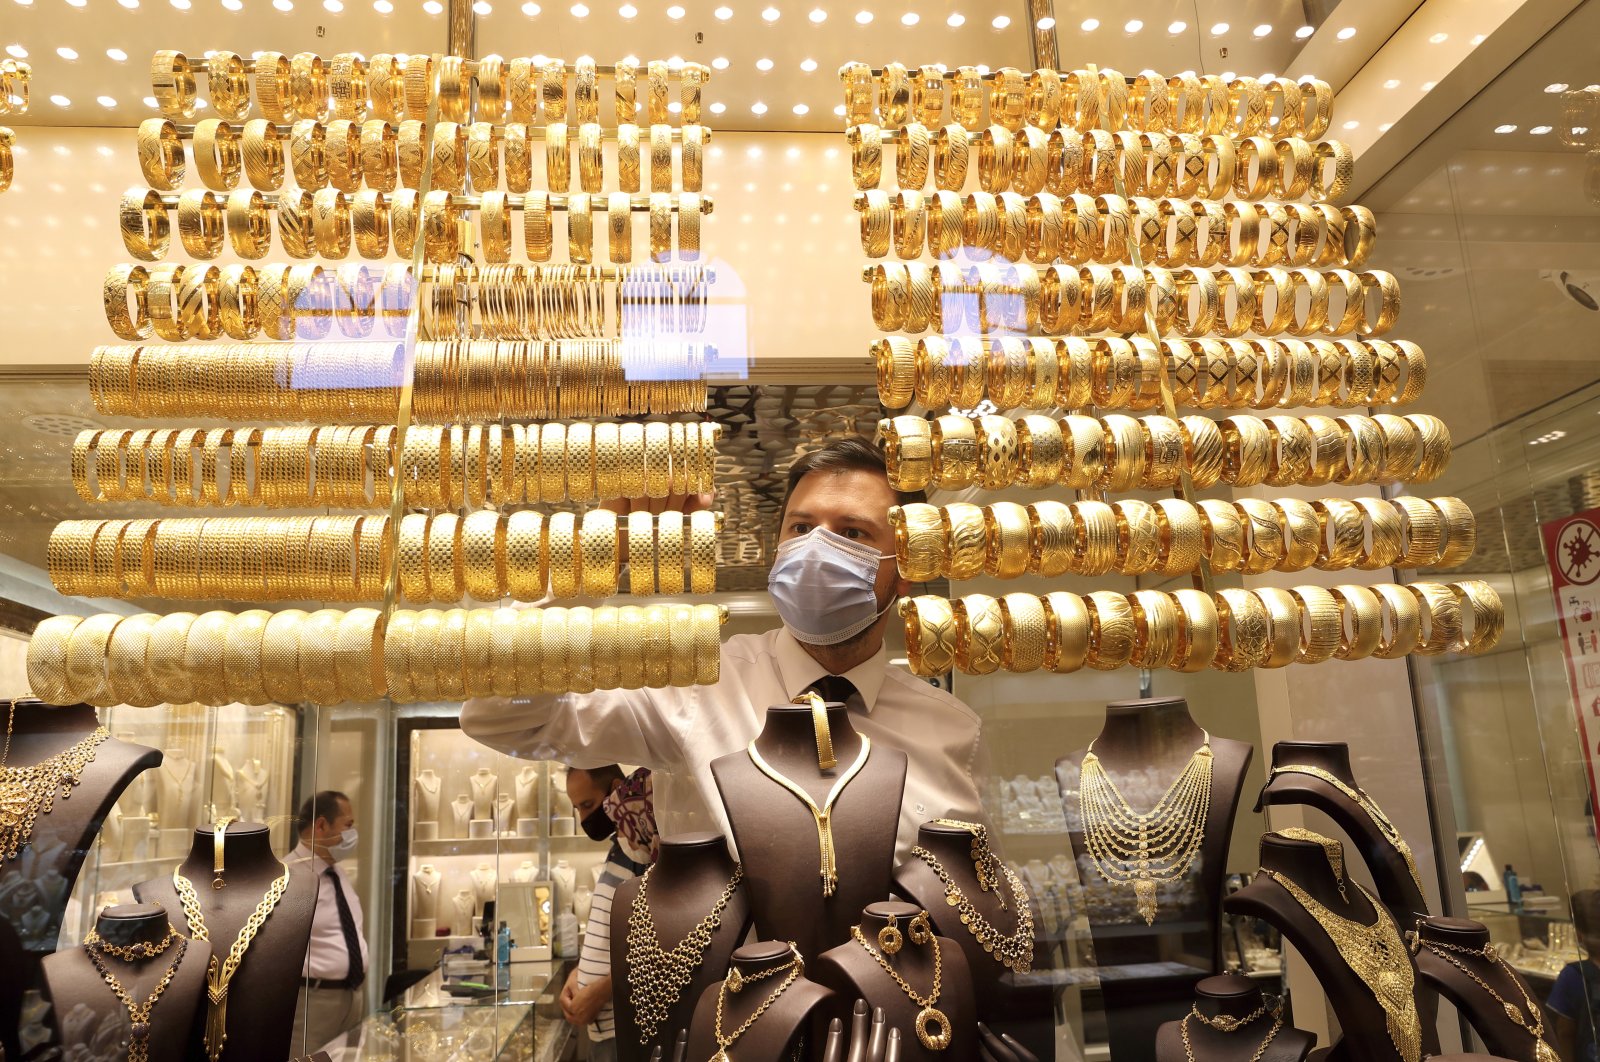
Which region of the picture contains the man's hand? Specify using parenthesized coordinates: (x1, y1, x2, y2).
(560, 974, 612, 1026)
(558, 968, 581, 1026)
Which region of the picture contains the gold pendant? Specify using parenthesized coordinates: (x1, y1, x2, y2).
(1502, 1002, 1525, 1026)
(915, 1006, 952, 1051)
(1536, 1040, 1560, 1062)
(1133, 879, 1158, 925)
(725, 968, 745, 993)
(710, 1050, 730, 1062)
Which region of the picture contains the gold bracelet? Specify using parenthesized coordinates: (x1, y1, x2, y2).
(566, 607, 596, 694)
(1084, 590, 1135, 671)
(656, 510, 685, 595)
(1372, 583, 1422, 660)
(1213, 587, 1269, 672)
(1042, 591, 1090, 674)
(641, 603, 669, 688)
(689, 509, 717, 594)
(952, 593, 1005, 676)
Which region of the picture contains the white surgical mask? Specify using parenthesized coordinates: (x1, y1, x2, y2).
(768, 527, 896, 646)
(328, 827, 358, 861)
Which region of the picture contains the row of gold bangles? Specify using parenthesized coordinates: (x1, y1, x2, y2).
(865, 262, 1400, 340)
(874, 335, 1426, 413)
(119, 186, 707, 265)
(71, 420, 721, 508)
(898, 580, 1501, 680)
(138, 116, 708, 196)
(0, 59, 28, 117)
(49, 509, 722, 602)
(878, 411, 1451, 492)
(88, 340, 713, 421)
(889, 495, 1475, 583)
(849, 123, 1350, 204)
(420, 264, 712, 341)
(0, 127, 13, 195)
(858, 191, 1375, 269)
(152, 51, 710, 127)
(841, 64, 1334, 140)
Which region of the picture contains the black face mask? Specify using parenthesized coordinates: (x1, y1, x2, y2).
(580, 805, 614, 841)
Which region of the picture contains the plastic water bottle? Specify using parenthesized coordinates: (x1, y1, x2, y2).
(1504, 864, 1523, 910)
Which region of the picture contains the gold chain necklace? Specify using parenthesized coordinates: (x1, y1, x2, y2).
(1407, 928, 1558, 1062)
(710, 946, 802, 1062)
(173, 865, 292, 1062)
(87, 922, 178, 962)
(1267, 764, 1424, 894)
(1261, 869, 1421, 1062)
(745, 737, 871, 897)
(910, 839, 1033, 974)
(0, 702, 110, 862)
(625, 862, 745, 1045)
(84, 929, 189, 1062)
(1180, 999, 1283, 1062)
(1078, 733, 1213, 925)
(851, 922, 951, 1051)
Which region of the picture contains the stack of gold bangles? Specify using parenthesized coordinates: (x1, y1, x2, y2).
(51, 510, 722, 602)
(878, 412, 1449, 492)
(28, 602, 726, 706)
(70, 421, 720, 508)
(1, 58, 28, 195)
(889, 497, 1474, 582)
(900, 581, 1501, 678)
(0, 126, 14, 196)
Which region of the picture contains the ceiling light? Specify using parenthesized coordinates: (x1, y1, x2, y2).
(142, 95, 157, 106)
(50, 94, 70, 106)
(799, 57, 817, 71)
(808, 6, 824, 20)
(422, 0, 442, 11)
(521, 0, 539, 12)
(900, 11, 916, 25)
(1080, 17, 1097, 30)
(97, 95, 116, 106)
(56, 46, 78, 59)
(65, 0, 85, 6)
(1420, 80, 1435, 91)
(1546, 83, 1569, 93)
(756, 57, 773, 70)
(992, 14, 1010, 28)
(1035, 15, 1053, 29)
(709, 101, 726, 113)
(1252, 23, 1270, 36)
(5, 45, 26, 58)
(1383, 78, 1400, 89)
(713, 3, 730, 16)
(946, 11, 962, 26)
(1336, 26, 1355, 39)
(711, 55, 730, 69)
(1167, 20, 1185, 32)
(1342, 119, 1358, 129)
(667, 101, 680, 113)
(1210, 22, 1227, 34)
(1429, 32, 1447, 42)
(569, 0, 586, 12)
(751, 101, 767, 114)
(666, 3, 684, 16)
(1531, 125, 1553, 134)
(1494, 124, 1517, 133)
(1294, 24, 1313, 38)
(324, 0, 342, 9)
(1122, 18, 1140, 32)
(373, 0, 391, 9)
(854, 9, 870, 23)
(761, 4, 779, 19)
(793, 102, 808, 114)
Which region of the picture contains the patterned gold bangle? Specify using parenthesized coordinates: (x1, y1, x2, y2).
(580, 509, 620, 598)
(689, 510, 717, 594)
(615, 606, 645, 689)
(1254, 587, 1303, 669)
(693, 603, 722, 685)
(1372, 583, 1423, 660)
(462, 607, 496, 698)
(1213, 587, 1269, 672)
(641, 603, 670, 688)
(627, 510, 656, 595)
(1451, 579, 1503, 654)
(180, 611, 231, 706)
(951, 593, 1004, 676)
(665, 602, 696, 687)
(656, 510, 685, 595)
(105, 613, 159, 708)
(1084, 590, 1135, 672)
(998, 592, 1048, 674)
(261, 608, 308, 704)
(290, 51, 330, 121)
(435, 609, 471, 699)
(1127, 588, 1177, 670)
(222, 608, 272, 706)
(546, 511, 578, 599)
(151, 50, 197, 121)
(1409, 581, 1463, 655)
(1328, 584, 1382, 660)
(983, 501, 1031, 580)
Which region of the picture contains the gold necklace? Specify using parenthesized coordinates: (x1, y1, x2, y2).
(173, 865, 292, 1062)
(710, 946, 802, 1062)
(1407, 927, 1558, 1062)
(1277, 827, 1349, 903)
(851, 922, 951, 1051)
(0, 702, 110, 862)
(625, 862, 745, 1045)
(1078, 733, 1213, 925)
(86, 922, 178, 962)
(746, 737, 871, 897)
(1180, 999, 1283, 1062)
(84, 929, 188, 1062)
(1267, 764, 1424, 894)
(910, 839, 1034, 974)
(1261, 869, 1421, 1062)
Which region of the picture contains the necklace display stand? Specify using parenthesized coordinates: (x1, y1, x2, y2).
(1154, 974, 1313, 1062)
(1224, 833, 1422, 1062)
(209, 746, 237, 820)
(813, 901, 977, 1062)
(711, 701, 907, 961)
(470, 863, 497, 912)
(413, 771, 442, 841)
(892, 821, 1051, 1060)
(610, 832, 752, 1062)
(156, 749, 198, 842)
(234, 759, 268, 825)
(450, 889, 477, 937)
(0, 700, 159, 1062)
(450, 795, 473, 839)
(1053, 698, 1252, 1062)
(41, 902, 212, 1062)
(515, 766, 540, 834)
(469, 768, 498, 820)
(686, 941, 835, 1062)
(1410, 917, 1556, 1062)
(412, 864, 442, 933)
(133, 823, 317, 1062)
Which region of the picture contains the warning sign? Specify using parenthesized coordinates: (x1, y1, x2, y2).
(1543, 509, 1600, 817)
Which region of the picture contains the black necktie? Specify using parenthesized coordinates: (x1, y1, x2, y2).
(809, 675, 857, 708)
(325, 867, 365, 989)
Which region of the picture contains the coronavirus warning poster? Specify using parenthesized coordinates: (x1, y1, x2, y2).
(1545, 508, 1600, 811)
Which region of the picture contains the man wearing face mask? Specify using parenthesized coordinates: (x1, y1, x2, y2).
(288, 790, 369, 1056)
(463, 437, 984, 859)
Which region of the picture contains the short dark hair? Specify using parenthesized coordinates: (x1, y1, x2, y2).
(296, 790, 349, 835)
(569, 764, 626, 788)
(780, 436, 925, 521)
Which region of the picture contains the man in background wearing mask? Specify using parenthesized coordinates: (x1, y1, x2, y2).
(560, 764, 657, 1061)
(463, 437, 984, 859)
(288, 790, 369, 1055)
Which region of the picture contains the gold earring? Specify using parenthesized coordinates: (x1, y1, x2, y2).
(877, 913, 903, 955)
(908, 911, 933, 945)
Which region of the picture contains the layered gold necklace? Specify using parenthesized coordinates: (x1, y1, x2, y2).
(710, 945, 803, 1062)
(746, 737, 870, 897)
(910, 820, 1033, 973)
(1408, 927, 1558, 1062)
(1261, 868, 1421, 1062)
(1179, 997, 1284, 1062)
(624, 862, 745, 1045)
(1267, 763, 1424, 894)
(851, 920, 951, 1051)
(84, 923, 189, 1062)
(0, 702, 110, 862)
(1078, 733, 1213, 924)
(173, 865, 292, 1062)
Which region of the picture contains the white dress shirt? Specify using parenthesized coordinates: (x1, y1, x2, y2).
(461, 627, 985, 859)
(287, 843, 371, 982)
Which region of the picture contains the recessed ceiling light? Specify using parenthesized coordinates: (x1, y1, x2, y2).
(1494, 124, 1517, 133)
(422, 0, 441, 11)
(793, 102, 808, 114)
(1294, 24, 1313, 38)
(1336, 26, 1355, 39)
(808, 6, 824, 20)
(1420, 81, 1435, 91)
(1342, 119, 1358, 129)
(800, 57, 817, 71)
(992, 14, 1009, 28)
(854, 9, 870, 23)
(756, 57, 773, 70)
(373, 0, 391, 10)
(1080, 17, 1097, 30)
(1383, 78, 1400, 88)
(1166, 20, 1185, 32)
(946, 11, 963, 26)
(618, 2, 636, 14)
(711, 55, 730, 69)
(56, 46, 79, 59)
(97, 94, 116, 106)
(833, 103, 846, 116)
(1429, 31, 1447, 42)
(751, 101, 767, 114)
(713, 3, 730, 16)
(666, 4, 683, 16)
(324, 0, 342, 10)
(1546, 83, 1569, 92)
(50, 94, 71, 106)
(900, 11, 916, 25)
(1035, 15, 1053, 29)
(1252, 23, 1270, 36)
(5, 45, 27, 57)
(761, 4, 779, 19)
(1122, 18, 1140, 32)
(521, 0, 539, 12)
(709, 101, 726, 113)
(1209, 22, 1227, 33)
(667, 100, 681, 112)
(1531, 125, 1553, 134)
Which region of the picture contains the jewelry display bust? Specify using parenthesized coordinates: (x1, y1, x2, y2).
(686, 941, 836, 1062)
(469, 768, 498, 821)
(412, 864, 442, 924)
(156, 747, 198, 826)
(813, 901, 977, 1062)
(1154, 975, 1313, 1062)
(610, 832, 752, 1062)
(494, 794, 516, 834)
(515, 766, 540, 820)
(413, 770, 442, 825)
(450, 795, 473, 838)
(1053, 698, 1253, 1062)
(133, 823, 317, 1062)
(41, 903, 212, 1062)
(1410, 917, 1557, 1062)
(892, 820, 1051, 1061)
(234, 759, 268, 824)
(450, 889, 477, 937)
(470, 863, 497, 911)
(711, 701, 907, 962)
(513, 860, 538, 884)
(209, 746, 237, 820)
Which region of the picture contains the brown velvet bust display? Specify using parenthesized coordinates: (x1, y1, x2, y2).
(0, 700, 160, 1061)
(686, 940, 836, 1062)
(133, 823, 317, 1062)
(812, 901, 978, 1062)
(610, 832, 752, 1062)
(1053, 697, 1253, 1062)
(891, 821, 1051, 1061)
(41, 903, 212, 1062)
(1411, 917, 1555, 1062)
(1225, 833, 1420, 1062)
(711, 702, 907, 962)
(1154, 974, 1314, 1062)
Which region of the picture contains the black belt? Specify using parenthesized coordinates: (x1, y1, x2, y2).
(301, 975, 364, 991)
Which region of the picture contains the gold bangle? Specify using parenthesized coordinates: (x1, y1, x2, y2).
(222, 608, 272, 706)
(1372, 583, 1423, 660)
(952, 594, 1004, 676)
(656, 510, 685, 594)
(641, 603, 670, 688)
(105, 613, 159, 708)
(1254, 586, 1302, 669)
(1213, 587, 1269, 672)
(1451, 579, 1504, 654)
(999, 593, 1047, 674)
(509, 607, 542, 694)
(984, 502, 1031, 580)
(1170, 588, 1219, 673)
(1329, 584, 1382, 660)
(693, 602, 723, 685)
(900, 596, 956, 677)
(891, 503, 945, 581)
(942, 502, 988, 581)
(567, 606, 596, 694)
(1042, 591, 1090, 674)
(1128, 589, 1177, 670)
(1410, 581, 1463, 655)
(1084, 590, 1135, 671)
(151, 50, 197, 120)
(689, 509, 717, 595)
(580, 509, 620, 598)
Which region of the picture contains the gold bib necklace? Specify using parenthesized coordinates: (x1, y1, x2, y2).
(625, 862, 745, 1045)
(1078, 732, 1213, 924)
(173, 865, 292, 1062)
(746, 737, 870, 897)
(0, 702, 110, 862)
(1267, 763, 1423, 894)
